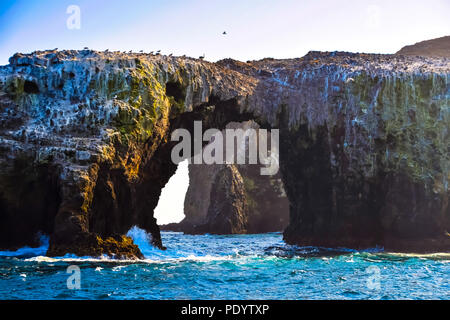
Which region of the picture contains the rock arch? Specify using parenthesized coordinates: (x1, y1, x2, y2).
(0, 50, 449, 257)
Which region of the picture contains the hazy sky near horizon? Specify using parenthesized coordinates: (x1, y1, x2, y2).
(1, 0, 449, 65)
(1, 0, 449, 224)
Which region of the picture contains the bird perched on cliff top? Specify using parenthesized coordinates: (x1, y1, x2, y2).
(223, 31, 227, 35)
(345, 77, 355, 83)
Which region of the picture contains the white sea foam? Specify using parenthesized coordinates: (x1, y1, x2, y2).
(7, 227, 448, 266)
(126, 226, 241, 263)
(24, 254, 236, 265)
(25, 254, 121, 263)
(382, 252, 450, 260)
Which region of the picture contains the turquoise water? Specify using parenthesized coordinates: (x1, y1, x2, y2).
(0, 228, 448, 300)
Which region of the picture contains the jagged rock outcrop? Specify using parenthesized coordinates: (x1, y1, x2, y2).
(178, 161, 289, 234)
(192, 164, 249, 234)
(162, 121, 289, 234)
(397, 36, 450, 58)
(0, 48, 449, 257)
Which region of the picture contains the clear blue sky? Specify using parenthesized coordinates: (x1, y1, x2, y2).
(1, 0, 449, 65)
(1, 0, 449, 224)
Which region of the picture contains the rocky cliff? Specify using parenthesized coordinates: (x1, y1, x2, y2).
(0, 49, 449, 257)
(397, 36, 450, 58)
(193, 164, 249, 234)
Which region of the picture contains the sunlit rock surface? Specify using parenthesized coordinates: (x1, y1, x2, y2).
(397, 36, 450, 58)
(0, 48, 449, 257)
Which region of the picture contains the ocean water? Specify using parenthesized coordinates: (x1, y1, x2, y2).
(0, 228, 448, 300)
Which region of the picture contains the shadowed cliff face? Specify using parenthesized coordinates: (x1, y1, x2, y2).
(194, 164, 249, 234)
(0, 49, 449, 257)
(163, 120, 289, 234)
(175, 161, 289, 234)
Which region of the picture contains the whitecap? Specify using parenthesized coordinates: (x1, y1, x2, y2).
(112, 266, 126, 272)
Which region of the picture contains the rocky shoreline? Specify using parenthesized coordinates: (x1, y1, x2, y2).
(0, 47, 449, 257)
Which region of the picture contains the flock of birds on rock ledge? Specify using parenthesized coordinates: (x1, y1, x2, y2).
(49, 31, 230, 61)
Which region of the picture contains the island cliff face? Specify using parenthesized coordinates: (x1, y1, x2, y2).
(0, 49, 449, 257)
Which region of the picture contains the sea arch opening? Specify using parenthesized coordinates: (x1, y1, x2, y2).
(148, 89, 289, 242)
